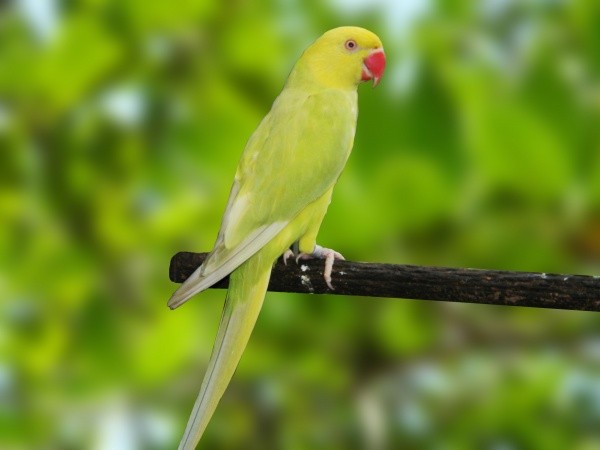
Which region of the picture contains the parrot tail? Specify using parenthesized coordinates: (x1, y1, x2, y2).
(178, 253, 272, 450)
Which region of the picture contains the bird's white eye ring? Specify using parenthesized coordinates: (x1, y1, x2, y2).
(345, 39, 357, 51)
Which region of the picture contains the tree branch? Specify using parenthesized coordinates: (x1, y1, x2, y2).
(169, 251, 600, 312)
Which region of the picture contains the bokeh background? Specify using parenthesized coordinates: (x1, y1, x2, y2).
(2, 0, 600, 448)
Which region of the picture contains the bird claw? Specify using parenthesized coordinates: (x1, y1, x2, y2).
(282, 249, 295, 265)
(295, 245, 345, 290)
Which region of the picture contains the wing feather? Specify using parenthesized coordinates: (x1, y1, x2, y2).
(168, 87, 357, 308)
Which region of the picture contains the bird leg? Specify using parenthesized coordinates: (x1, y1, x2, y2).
(295, 245, 345, 290)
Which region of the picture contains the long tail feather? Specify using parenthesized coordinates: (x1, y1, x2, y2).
(178, 257, 272, 449)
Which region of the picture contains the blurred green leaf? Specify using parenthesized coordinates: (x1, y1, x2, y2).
(2, 1, 600, 449)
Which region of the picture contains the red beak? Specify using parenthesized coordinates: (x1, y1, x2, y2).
(361, 49, 386, 87)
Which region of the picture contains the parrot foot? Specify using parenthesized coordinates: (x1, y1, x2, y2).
(282, 249, 295, 265)
(295, 245, 345, 290)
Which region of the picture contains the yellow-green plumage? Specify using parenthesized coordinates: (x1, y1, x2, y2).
(169, 26, 384, 449)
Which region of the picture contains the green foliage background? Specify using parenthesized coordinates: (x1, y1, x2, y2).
(2, 0, 600, 448)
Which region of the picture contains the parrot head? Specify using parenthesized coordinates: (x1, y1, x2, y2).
(289, 26, 386, 90)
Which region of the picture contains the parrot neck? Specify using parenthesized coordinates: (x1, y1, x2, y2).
(285, 53, 360, 91)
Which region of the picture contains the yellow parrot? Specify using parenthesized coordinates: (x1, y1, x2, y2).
(169, 26, 385, 449)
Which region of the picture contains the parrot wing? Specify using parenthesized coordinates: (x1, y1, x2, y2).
(168, 87, 357, 308)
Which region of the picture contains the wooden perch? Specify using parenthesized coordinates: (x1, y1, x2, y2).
(169, 251, 600, 312)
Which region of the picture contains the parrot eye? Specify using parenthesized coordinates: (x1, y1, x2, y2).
(344, 39, 357, 51)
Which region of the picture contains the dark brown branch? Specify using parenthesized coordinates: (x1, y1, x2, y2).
(169, 251, 600, 312)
